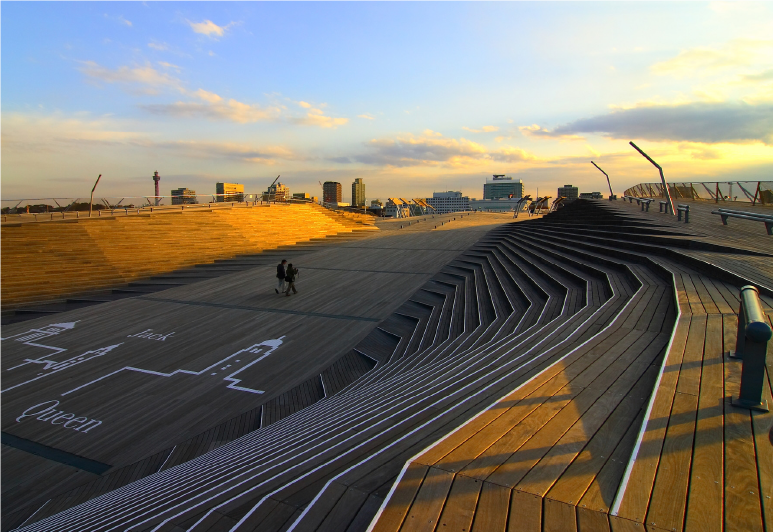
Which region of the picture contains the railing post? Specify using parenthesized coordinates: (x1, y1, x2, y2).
(729, 286, 772, 411)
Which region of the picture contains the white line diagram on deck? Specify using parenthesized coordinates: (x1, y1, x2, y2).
(60, 336, 286, 397)
(2, 343, 124, 394)
(1, 321, 79, 357)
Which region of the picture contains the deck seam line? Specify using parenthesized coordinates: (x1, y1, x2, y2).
(134, 297, 380, 322)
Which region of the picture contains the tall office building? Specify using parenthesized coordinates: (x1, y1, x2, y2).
(352, 178, 366, 207)
(171, 188, 197, 205)
(216, 182, 244, 202)
(483, 175, 524, 200)
(425, 191, 470, 214)
(557, 184, 579, 202)
(323, 181, 342, 203)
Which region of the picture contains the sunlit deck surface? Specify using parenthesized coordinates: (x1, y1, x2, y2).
(2, 201, 771, 532)
(373, 199, 773, 532)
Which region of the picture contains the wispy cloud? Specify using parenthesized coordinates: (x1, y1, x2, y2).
(519, 124, 585, 141)
(542, 101, 773, 145)
(358, 113, 375, 120)
(148, 42, 168, 51)
(187, 19, 235, 38)
(353, 130, 535, 168)
(297, 101, 312, 109)
(78, 61, 184, 94)
(292, 107, 348, 129)
(141, 89, 281, 124)
(105, 14, 132, 27)
(462, 125, 499, 133)
(652, 38, 773, 78)
(150, 140, 295, 164)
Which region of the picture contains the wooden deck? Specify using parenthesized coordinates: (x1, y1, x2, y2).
(370, 200, 772, 532)
(3, 201, 771, 532)
(0, 211, 516, 530)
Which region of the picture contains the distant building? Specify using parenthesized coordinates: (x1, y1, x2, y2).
(483, 175, 524, 200)
(579, 192, 603, 200)
(470, 198, 525, 212)
(323, 181, 342, 204)
(352, 178, 366, 207)
(384, 198, 411, 218)
(292, 192, 310, 200)
(370, 199, 383, 208)
(216, 182, 244, 202)
(171, 188, 198, 205)
(425, 191, 470, 214)
(557, 184, 579, 202)
(263, 182, 289, 202)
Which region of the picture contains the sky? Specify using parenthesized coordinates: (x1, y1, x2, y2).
(2, 1, 772, 203)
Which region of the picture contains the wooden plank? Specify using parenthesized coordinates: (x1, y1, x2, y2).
(471, 481, 509, 532)
(612, 314, 691, 525)
(508, 489, 541, 532)
(435, 474, 482, 532)
(399, 467, 454, 532)
(371, 464, 429, 532)
(683, 313, 724, 532)
(543, 498, 577, 532)
(723, 313, 765, 532)
(645, 391, 698, 532)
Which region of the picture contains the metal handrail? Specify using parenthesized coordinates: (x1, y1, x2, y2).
(623, 180, 773, 206)
(729, 286, 772, 411)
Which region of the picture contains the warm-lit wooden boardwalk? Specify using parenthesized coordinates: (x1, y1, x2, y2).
(371, 200, 772, 532)
(2, 200, 771, 532)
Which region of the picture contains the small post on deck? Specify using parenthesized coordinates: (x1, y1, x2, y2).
(729, 285, 772, 412)
(629, 142, 675, 215)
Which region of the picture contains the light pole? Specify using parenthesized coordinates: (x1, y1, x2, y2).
(629, 141, 676, 215)
(590, 161, 614, 199)
(89, 174, 102, 217)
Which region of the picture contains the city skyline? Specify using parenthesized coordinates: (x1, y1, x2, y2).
(2, 2, 772, 202)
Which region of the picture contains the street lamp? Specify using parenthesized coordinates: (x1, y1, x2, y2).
(590, 161, 614, 199)
(629, 141, 676, 215)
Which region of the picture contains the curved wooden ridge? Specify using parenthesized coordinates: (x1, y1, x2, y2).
(3, 201, 771, 532)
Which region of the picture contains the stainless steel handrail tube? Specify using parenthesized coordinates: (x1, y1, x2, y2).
(730, 285, 772, 411)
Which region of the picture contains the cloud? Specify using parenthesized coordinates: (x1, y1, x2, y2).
(1, 112, 294, 166)
(462, 125, 499, 133)
(741, 68, 773, 82)
(148, 42, 168, 51)
(78, 61, 184, 94)
(192, 88, 222, 103)
(150, 141, 294, 164)
(652, 38, 773, 78)
(293, 108, 348, 129)
(358, 114, 375, 120)
(188, 19, 234, 38)
(157, 61, 182, 72)
(544, 101, 773, 145)
(519, 124, 585, 141)
(353, 131, 535, 168)
(141, 92, 281, 123)
(298, 101, 312, 109)
(328, 156, 352, 164)
(105, 14, 132, 27)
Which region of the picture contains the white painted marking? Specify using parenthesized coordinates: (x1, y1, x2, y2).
(60, 336, 285, 397)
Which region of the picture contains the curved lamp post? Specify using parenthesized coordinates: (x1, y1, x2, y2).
(629, 141, 676, 215)
(591, 161, 614, 198)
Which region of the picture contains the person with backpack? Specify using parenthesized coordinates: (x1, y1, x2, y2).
(275, 260, 287, 294)
(285, 263, 299, 296)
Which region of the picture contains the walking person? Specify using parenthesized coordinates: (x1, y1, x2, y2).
(275, 260, 287, 294)
(284, 263, 299, 296)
